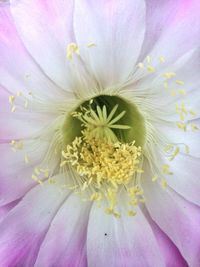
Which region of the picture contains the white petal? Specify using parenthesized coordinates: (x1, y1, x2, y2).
(87, 201, 165, 267)
(74, 0, 146, 88)
(35, 194, 91, 267)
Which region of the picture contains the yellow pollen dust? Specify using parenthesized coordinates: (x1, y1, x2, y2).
(61, 103, 144, 217)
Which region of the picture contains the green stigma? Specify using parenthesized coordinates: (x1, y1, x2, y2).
(62, 95, 146, 146)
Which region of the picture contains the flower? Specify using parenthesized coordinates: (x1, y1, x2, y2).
(0, 0, 200, 266)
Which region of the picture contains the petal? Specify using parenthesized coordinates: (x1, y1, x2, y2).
(141, 0, 200, 63)
(142, 207, 188, 267)
(0, 200, 20, 224)
(163, 154, 200, 206)
(142, 167, 200, 267)
(87, 202, 165, 267)
(0, 141, 48, 205)
(35, 194, 91, 267)
(155, 119, 200, 158)
(119, 47, 200, 124)
(0, 6, 68, 99)
(0, 88, 54, 141)
(74, 0, 146, 88)
(10, 0, 74, 90)
(0, 175, 68, 267)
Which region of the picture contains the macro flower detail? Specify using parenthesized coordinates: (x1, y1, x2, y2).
(0, 0, 200, 267)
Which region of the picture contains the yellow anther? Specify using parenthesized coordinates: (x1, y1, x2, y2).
(31, 174, 43, 185)
(191, 123, 199, 131)
(163, 72, 176, 79)
(60, 161, 67, 168)
(81, 181, 88, 191)
(180, 103, 187, 114)
(162, 164, 173, 175)
(87, 43, 96, 48)
(67, 43, 80, 60)
(176, 80, 184, 86)
(113, 212, 121, 219)
(11, 106, 16, 113)
(189, 110, 196, 116)
(16, 91, 22, 96)
(177, 122, 187, 131)
(169, 146, 180, 161)
(178, 89, 186, 95)
(147, 65, 155, 73)
(152, 175, 158, 182)
(9, 95, 15, 104)
(12, 141, 23, 150)
(176, 103, 189, 121)
(161, 179, 168, 189)
(40, 168, 49, 178)
(68, 185, 79, 190)
(48, 179, 56, 185)
(90, 192, 102, 201)
(159, 56, 165, 63)
(128, 210, 137, 216)
(164, 144, 174, 152)
(170, 90, 177, 96)
(138, 62, 144, 69)
(34, 167, 40, 175)
(24, 154, 30, 164)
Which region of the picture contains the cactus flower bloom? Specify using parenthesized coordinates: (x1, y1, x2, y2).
(0, 0, 200, 266)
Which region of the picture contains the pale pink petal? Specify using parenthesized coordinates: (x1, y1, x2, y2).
(87, 202, 165, 267)
(142, 167, 200, 267)
(10, 0, 74, 90)
(143, 207, 188, 267)
(0, 175, 68, 267)
(162, 154, 200, 206)
(0, 6, 68, 99)
(0, 141, 48, 206)
(35, 194, 91, 267)
(141, 0, 200, 63)
(0, 85, 62, 141)
(0, 200, 20, 224)
(154, 119, 200, 158)
(74, 0, 146, 88)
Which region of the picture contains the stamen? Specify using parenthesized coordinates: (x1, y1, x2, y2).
(61, 103, 143, 216)
(67, 43, 80, 60)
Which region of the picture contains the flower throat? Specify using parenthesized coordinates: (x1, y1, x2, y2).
(61, 95, 146, 217)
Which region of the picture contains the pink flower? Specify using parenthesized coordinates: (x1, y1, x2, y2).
(0, 0, 200, 266)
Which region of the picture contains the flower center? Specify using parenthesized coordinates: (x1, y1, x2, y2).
(61, 95, 146, 217)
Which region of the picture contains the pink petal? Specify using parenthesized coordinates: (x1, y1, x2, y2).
(143, 207, 188, 267)
(0, 88, 54, 140)
(74, 0, 146, 88)
(0, 175, 68, 267)
(0, 141, 48, 206)
(155, 119, 200, 158)
(143, 167, 200, 267)
(0, 6, 68, 99)
(87, 202, 165, 267)
(10, 0, 74, 90)
(35, 194, 91, 267)
(163, 154, 200, 206)
(0, 200, 20, 224)
(141, 0, 200, 63)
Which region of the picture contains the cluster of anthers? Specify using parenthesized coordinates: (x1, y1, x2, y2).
(60, 103, 144, 217)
